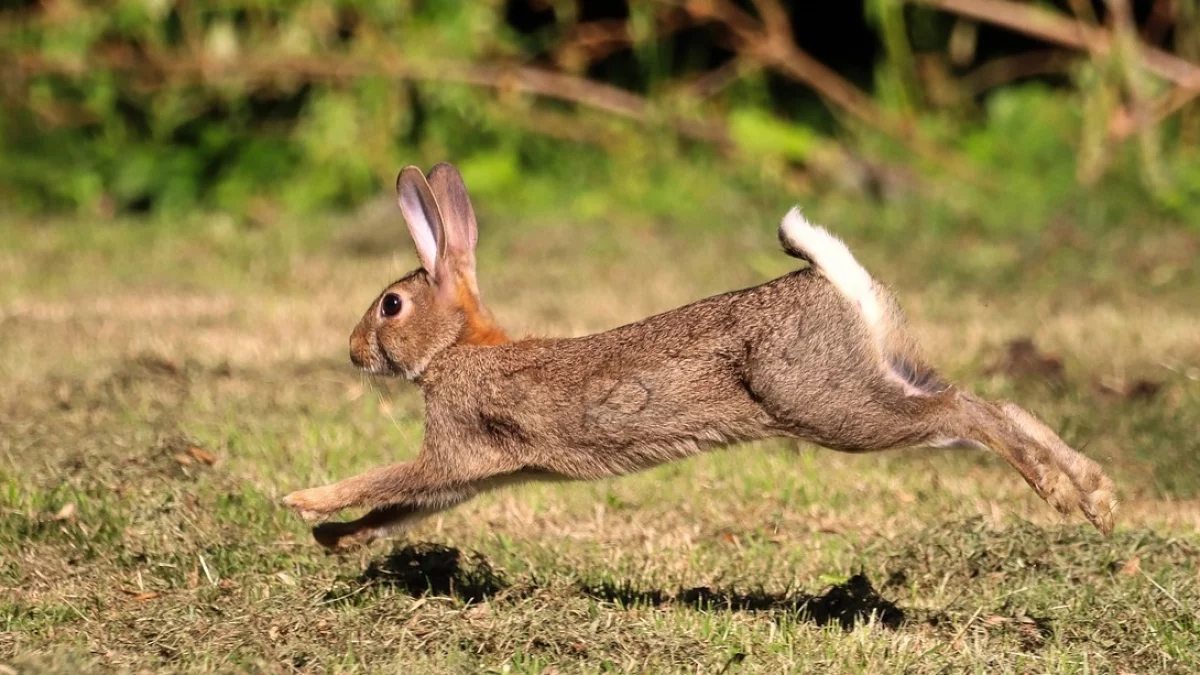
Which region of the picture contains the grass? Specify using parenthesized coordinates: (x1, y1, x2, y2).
(1, 176, 1199, 673)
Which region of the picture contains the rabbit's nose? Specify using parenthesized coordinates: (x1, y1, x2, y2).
(349, 336, 367, 367)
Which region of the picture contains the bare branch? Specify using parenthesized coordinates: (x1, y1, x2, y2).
(680, 58, 759, 99)
(911, 0, 1200, 88)
(747, 0, 793, 44)
(960, 50, 1078, 95)
(12, 49, 731, 146)
(1110, 0, 1170, 193)
(680, 0, 989, 185)
(682, 0, 899, 135)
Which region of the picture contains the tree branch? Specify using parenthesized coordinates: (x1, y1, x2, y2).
(12, 49, 732, 147)
(680, 0, 989, 185)
(911, 0, 1200, 88)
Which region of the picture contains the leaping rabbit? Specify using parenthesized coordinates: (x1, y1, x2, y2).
(283, 162, 1116, 551)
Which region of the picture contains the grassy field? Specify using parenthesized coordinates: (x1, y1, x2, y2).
(2, 178, 1199, 673)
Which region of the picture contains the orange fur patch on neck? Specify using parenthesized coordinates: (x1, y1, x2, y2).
(454, 280, 510, 346)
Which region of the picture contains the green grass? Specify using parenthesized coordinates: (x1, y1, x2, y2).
(1, 178, 1199, 673)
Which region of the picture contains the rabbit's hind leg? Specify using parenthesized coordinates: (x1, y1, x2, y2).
(872, 391, 1117, 534)
(770, 385, 1116, 533)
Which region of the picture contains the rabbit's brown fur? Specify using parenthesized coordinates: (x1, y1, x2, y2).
(283, 163, 1117, 551)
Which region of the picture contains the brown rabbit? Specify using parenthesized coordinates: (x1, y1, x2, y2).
(283, 162, 1117, 551)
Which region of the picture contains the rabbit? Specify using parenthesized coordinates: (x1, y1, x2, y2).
(282, 162, 1117, 551)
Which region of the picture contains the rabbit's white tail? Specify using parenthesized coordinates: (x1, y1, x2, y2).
(778, 207, 941, 396)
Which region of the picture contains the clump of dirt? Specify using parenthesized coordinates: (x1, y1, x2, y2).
(147, 434, 221, 481)
(988, 337, 1065, 387)
(1093, 376, 1162, 402)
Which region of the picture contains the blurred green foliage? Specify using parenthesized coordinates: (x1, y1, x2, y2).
(1, 0, 1199, 224)
(1, 2, 507, 214)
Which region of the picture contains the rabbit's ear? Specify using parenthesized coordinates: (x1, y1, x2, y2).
(426, 162, 479, 291)
(396, 166, 447, 281)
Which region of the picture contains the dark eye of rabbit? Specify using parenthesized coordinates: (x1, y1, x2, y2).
(380, 293, 402, 317)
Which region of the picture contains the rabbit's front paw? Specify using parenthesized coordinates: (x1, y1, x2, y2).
(312, 521, 378, 552)
(282, 486, 344, 522)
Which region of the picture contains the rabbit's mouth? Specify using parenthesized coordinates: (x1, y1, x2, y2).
(350, 331, 401, 377)
(377, 348, 403, 377)
(356, 348, 400, 378)
(351, 345, 394, 377)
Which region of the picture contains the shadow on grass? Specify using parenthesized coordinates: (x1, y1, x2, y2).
(357, 543, 508, 604)
(580, 574, 904, 630)
(350, 543, 903, 630)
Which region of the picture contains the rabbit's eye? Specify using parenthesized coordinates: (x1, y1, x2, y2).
(380, 293, 403, 317)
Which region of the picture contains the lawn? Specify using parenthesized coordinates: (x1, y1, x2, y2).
(2, 180, 1199, 673)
